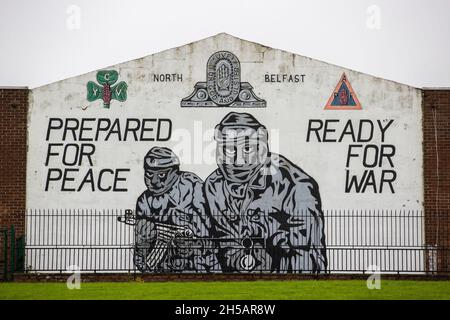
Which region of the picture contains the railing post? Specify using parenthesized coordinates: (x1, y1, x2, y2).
(10, 225, 15, 279)
(3, 229, 8, 281)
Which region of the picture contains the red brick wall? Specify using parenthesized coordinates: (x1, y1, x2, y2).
(423, 89, 450, 273)
(0, 88, 28, 236)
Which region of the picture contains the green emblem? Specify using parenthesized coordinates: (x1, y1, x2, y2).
(87, 70, 128, 108)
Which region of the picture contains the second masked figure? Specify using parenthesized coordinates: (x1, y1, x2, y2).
(204, 112, 327, 273)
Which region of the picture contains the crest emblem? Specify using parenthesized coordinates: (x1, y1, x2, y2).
(181, 51, 266, 108)
(87, 70, 128, 108)
(207, 51, 240, 105)
(324, 72, 361, 110)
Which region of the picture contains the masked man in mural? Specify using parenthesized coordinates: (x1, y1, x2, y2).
(204, 112, 327, 273)
(134, 147, 217, 273)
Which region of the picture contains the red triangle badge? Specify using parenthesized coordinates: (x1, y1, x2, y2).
(324, 73, 362, 110)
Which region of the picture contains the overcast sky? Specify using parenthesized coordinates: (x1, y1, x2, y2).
(0, 0, 448, 88)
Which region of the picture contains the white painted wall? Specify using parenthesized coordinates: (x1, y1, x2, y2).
(26, 34, 424, 272)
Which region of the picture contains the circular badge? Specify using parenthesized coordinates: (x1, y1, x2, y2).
(240, 254, 256, 271)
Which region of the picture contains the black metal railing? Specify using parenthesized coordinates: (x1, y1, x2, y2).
(1, 225, 25, 280)
(22, 209, 449, 274)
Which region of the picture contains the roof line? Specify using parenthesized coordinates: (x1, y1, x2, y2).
(422, 87, 450, 90)
(0, 86, 28, 89)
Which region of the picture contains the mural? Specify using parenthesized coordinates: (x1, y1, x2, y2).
(27, 35, 424, 274)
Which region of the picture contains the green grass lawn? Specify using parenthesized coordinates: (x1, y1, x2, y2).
(0, 280, 449, 300)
